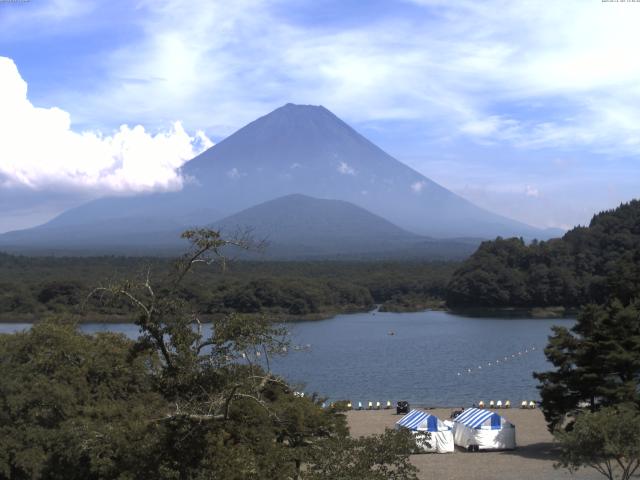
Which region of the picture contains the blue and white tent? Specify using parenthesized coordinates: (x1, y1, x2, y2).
(452, 408, 516, 451)
(396, 410, 454, 453)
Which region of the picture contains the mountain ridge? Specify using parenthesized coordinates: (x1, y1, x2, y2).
(0, 194, 479, 259)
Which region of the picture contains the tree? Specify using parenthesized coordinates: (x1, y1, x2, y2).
(534, 299, 640, 431)
(0, 321, 165, 480)
(86, 228, 418, 479)
(304, 428, 419, 480)
(555, 405, 640, 480)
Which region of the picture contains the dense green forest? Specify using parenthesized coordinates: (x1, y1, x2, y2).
(0, 253, 455, 322)
(446, 200, 640, 309)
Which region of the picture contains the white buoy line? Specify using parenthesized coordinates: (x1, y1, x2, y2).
(455, 345, 537, 377)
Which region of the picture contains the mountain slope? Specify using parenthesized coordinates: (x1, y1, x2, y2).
(184, 103, 550, 238)
(214, 193, 418, 245)
(0, 103, 557, 255)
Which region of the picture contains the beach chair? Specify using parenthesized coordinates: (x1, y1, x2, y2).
(505, 400, 511, 409)
(375, 401, 381, 410)
(489, 400, 495, 408)
(347, 402, 352, 409)
(529, 401, 536, 409)
(385, 401, 392, 409)
(496, 400, 503, 408)
(478, 400, 485, 408)
(368, 401, 373, 410)
(357, 401, 363, 410)
(521, 400, 527, 409)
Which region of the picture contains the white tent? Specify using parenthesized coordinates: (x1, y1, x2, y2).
(452, 408, 516, 451)
(396, 409, 455, 453)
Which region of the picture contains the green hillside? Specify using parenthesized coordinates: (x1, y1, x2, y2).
(446, 200, 640, 308)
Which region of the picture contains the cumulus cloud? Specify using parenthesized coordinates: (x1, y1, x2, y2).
(0, 56, 212, 193)
(337, 161, 355, 175)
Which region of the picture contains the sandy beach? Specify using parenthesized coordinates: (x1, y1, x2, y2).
(346, 408, 601, 480)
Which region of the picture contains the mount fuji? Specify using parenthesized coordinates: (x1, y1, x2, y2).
(0, 104, 559, 257)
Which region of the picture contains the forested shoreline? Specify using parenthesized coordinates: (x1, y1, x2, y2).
(2, 200, 638, 324)
(0, 254, 454, 322)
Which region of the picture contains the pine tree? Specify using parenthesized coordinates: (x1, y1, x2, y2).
(534, 299, 640, 431)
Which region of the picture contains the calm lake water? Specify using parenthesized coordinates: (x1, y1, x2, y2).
(0, 310, 573, 407)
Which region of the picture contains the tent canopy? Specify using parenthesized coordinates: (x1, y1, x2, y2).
(396, 410, 451, 432)
(454, 408, 504, 430)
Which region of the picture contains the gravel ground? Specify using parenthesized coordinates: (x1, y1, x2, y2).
(346, 408, 602, 480)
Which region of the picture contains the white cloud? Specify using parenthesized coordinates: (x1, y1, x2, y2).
(76, 0, 279, 134)
(399, 0, 640, 152)
(525, 185, 539, 197)
(337, 161, 356, 175)
(26, 0, 640, 157)
(226, 167, 245, 179)
(4, 0, 638, 162)
(411, 180, 426, 193)
(0, 57, 211, 193)
(0, 0, 93, 38)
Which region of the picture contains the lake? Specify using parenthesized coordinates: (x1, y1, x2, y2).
(0, 310, 572, 407)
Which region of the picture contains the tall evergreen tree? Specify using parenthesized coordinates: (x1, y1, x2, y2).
(535, 299, 640, 431)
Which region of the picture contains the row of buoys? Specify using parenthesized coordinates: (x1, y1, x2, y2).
(457, 346, 537, 376)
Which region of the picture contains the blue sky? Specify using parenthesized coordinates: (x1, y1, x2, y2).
(0, 0, 639, 232)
